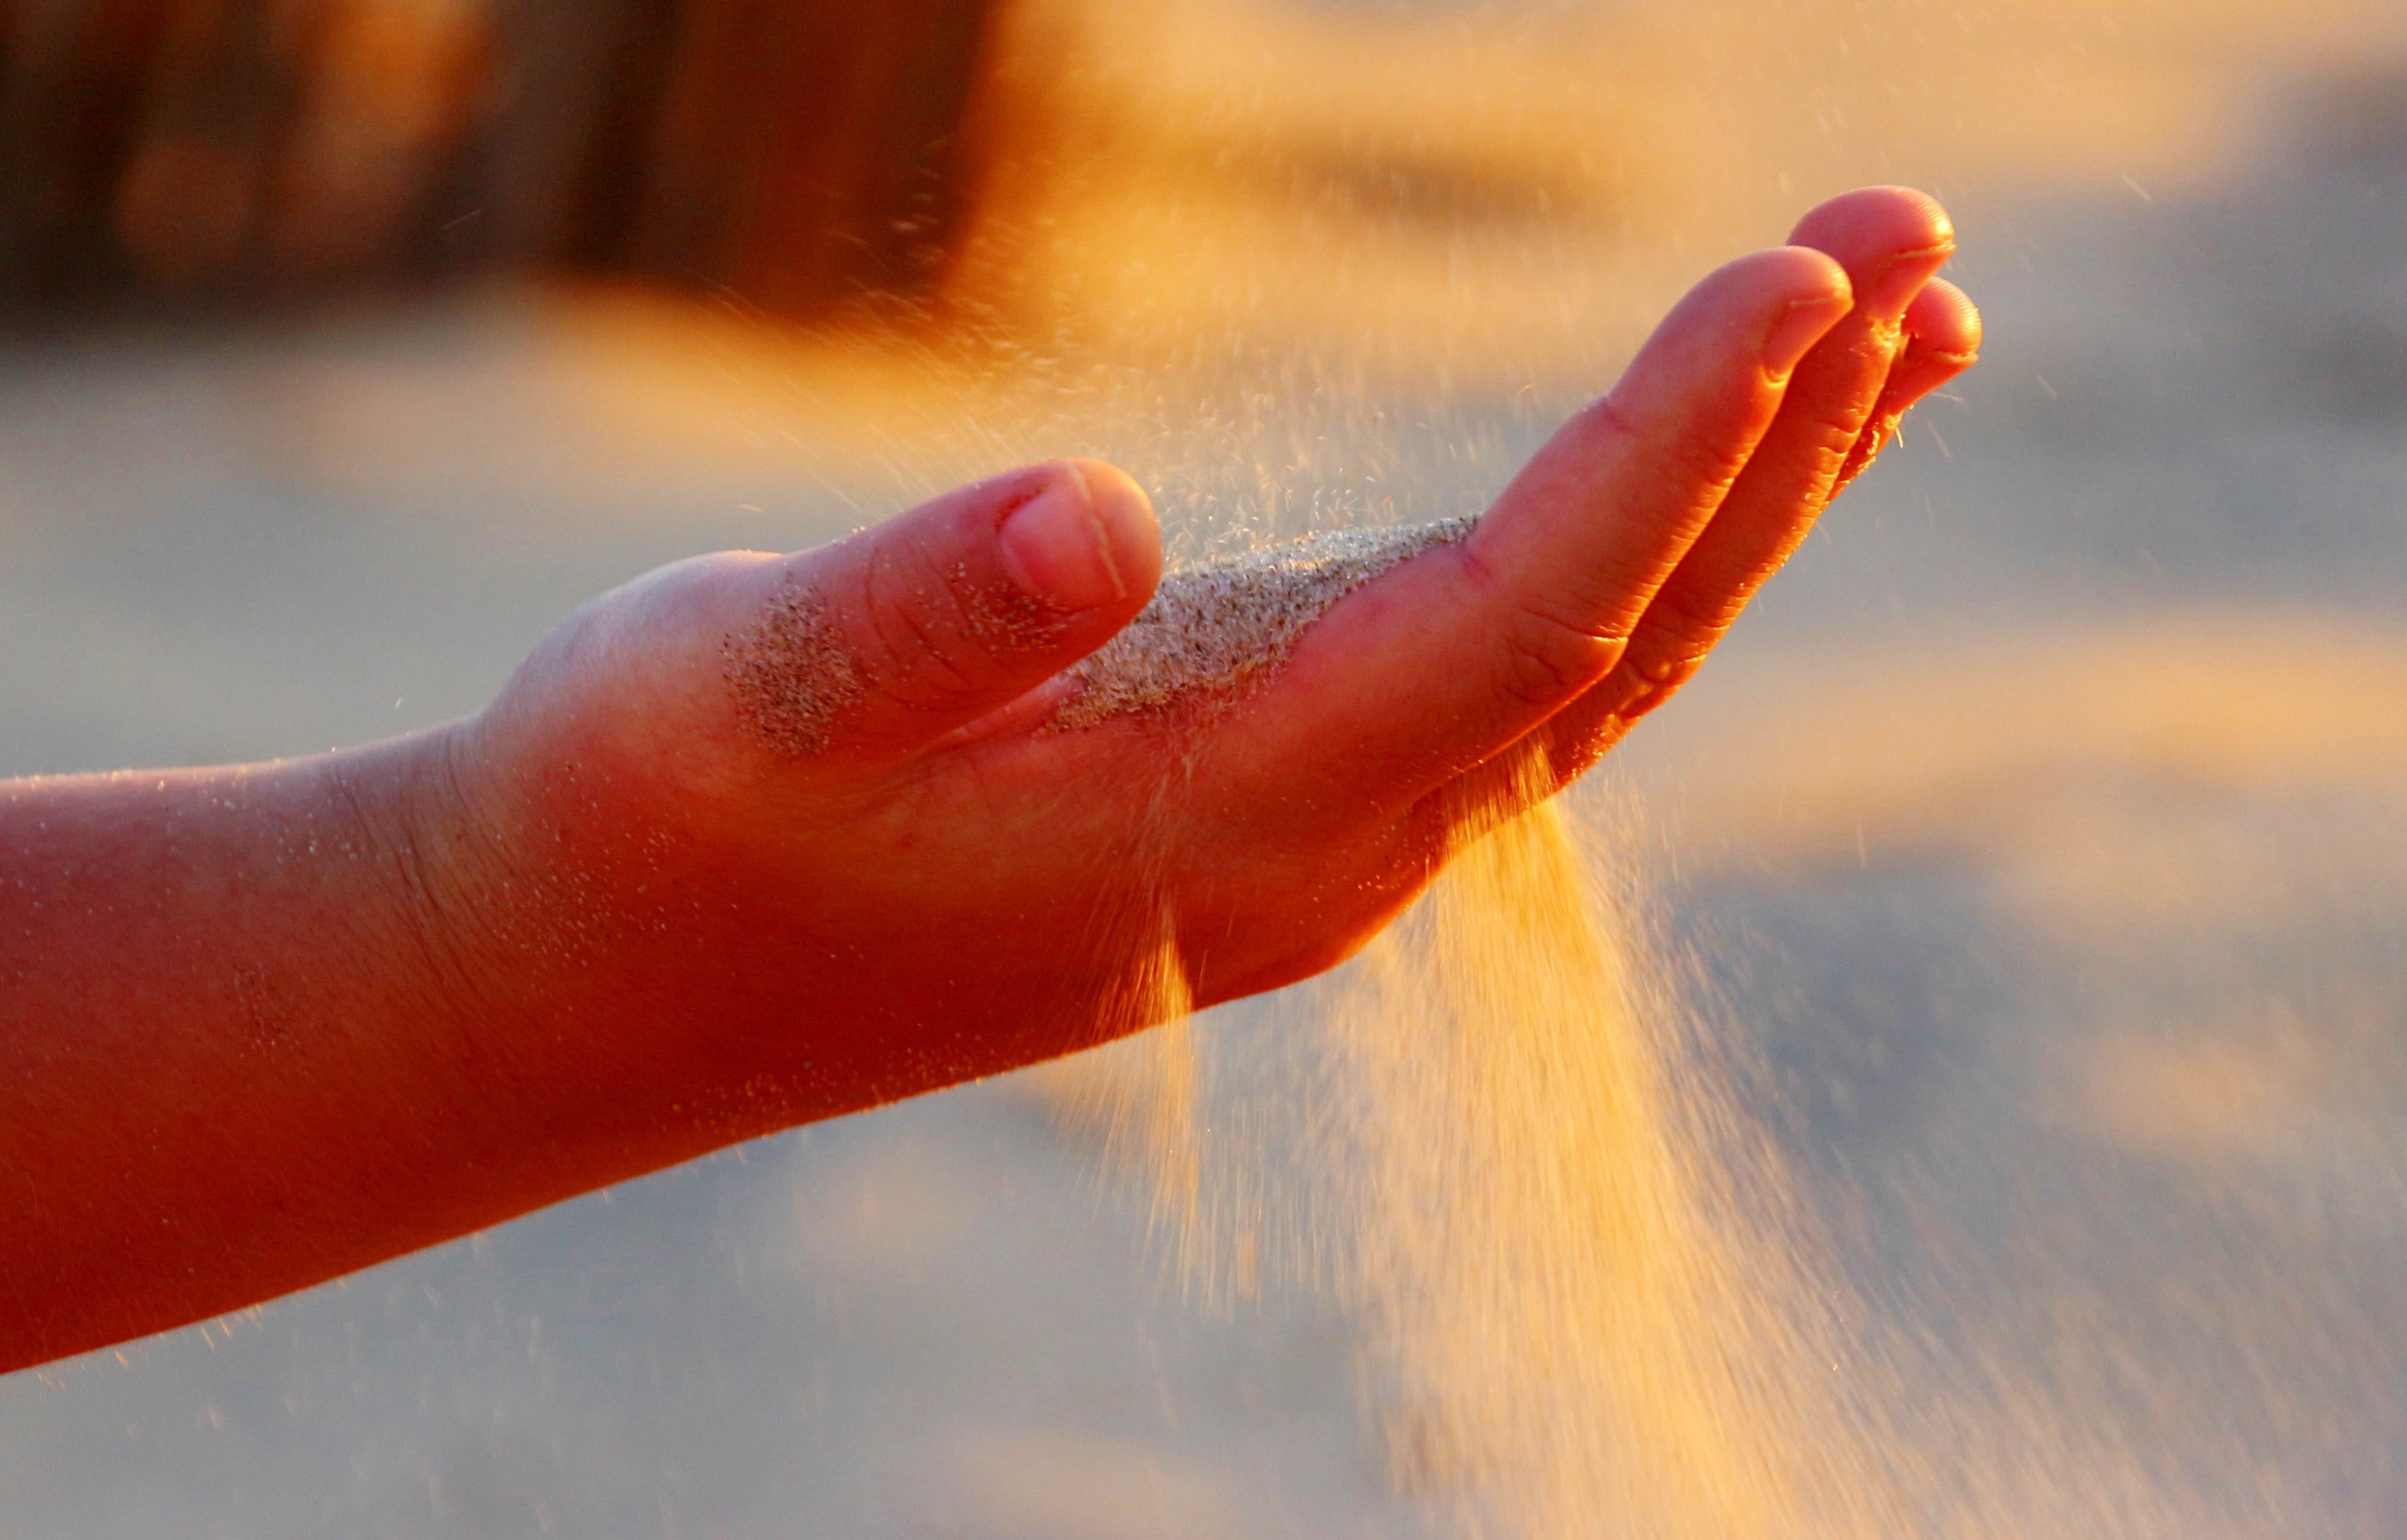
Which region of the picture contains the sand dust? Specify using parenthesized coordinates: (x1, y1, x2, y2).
(724, 576, 861, 755)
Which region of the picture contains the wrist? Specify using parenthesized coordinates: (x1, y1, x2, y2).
(315, 719, 530, 1030)
(360, 707, 797, 1168)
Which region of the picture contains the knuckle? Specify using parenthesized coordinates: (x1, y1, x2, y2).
(1758, 396, 1878, 502)
(855, 554, 986, 709)
(1576, 392, 1648, 448)
(1582, 391, 1749, 502)
(1614, 652, 1704, 721)
(1495, 598, 1618, 712)
(1634, 581, 1730, 646)
(1834, 410, 1906, 490)
(1805, 412, 1865, 475)
(1653, 423, 1751, 504)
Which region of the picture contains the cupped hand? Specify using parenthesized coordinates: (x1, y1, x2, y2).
(440, 186, 1981, 1149)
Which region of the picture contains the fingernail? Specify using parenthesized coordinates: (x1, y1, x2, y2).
(998, 466, 1126, 611)
(1762, 292, 1852, 378)
(1867, 242, 1953, 320)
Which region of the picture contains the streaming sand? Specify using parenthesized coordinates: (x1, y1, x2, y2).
(1040, 538, 2222, 1536)
(1325, 767, 1871, 1537)
(1067, 745, 2186, 1536)
(1048, 540, 1896, 1535)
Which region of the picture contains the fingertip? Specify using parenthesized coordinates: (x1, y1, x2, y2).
(1906, 277, 1982, 361)
(1712, 242, 1853, 306)
(995, 459, 1161, 614)
(1788, 184, 1955, 258)
(1750, 246, 1854, 377)
(1626, 244, 1850, 391)
(1065, 457, 1164, 605)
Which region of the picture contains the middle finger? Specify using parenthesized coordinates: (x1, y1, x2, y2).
(1529, 188, 1964, 783)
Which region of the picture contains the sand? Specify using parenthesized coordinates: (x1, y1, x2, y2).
(723, 575, 863, 756)
(722, 518, 1471, 754)
(1048, 516, 1478, 730)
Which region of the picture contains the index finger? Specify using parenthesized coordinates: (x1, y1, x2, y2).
(1200, 244, 1851, 820)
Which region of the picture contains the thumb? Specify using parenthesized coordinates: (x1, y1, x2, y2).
(726, 459, 1161, 759)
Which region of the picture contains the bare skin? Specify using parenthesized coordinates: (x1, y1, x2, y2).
(0, 187, 1979, 1373)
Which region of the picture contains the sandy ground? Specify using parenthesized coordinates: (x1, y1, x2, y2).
(7, 1, 2407, 1534)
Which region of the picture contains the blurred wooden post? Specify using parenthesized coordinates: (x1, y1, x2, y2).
(586, 0, 994, 318)
(0, 0, 1004, 321)
(0, 0, 187, 301)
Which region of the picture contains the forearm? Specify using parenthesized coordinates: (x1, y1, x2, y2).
(0, 729, 620, 1369)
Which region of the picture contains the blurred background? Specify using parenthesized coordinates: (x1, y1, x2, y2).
(6, 0, 2407, 1533)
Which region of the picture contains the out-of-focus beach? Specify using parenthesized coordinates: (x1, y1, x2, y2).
(7, 0, 2407, 1533)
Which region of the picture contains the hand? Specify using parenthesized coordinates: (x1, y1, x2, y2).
(438, 186, 1979, 1137)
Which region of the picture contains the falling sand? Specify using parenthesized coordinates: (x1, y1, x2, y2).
(1047, 521, 1869, 1535)
(1328, 776, 1892, 1538)
(1051, 524, 2171, 1538)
